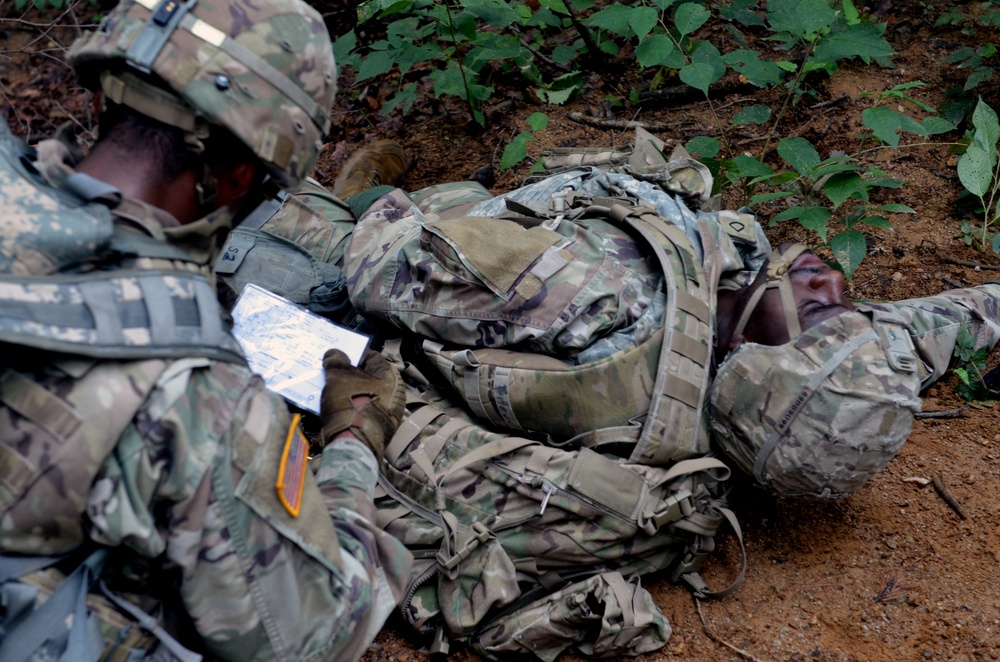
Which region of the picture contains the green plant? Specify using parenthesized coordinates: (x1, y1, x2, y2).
(737, 137, 913, 278)
(350, 0, 585, 127)
(952, 326, 997, 401)
(501, 112, 549, 170)
(859, 82, 956, 147)
(956, 98, 1000, 253)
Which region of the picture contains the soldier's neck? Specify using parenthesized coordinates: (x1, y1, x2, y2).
(76, 145, 201, 225)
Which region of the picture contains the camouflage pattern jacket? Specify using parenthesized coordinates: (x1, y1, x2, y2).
(343, 167, 769, 363)
(0, 132, 411, 662)
(859, 283, 1000, 385)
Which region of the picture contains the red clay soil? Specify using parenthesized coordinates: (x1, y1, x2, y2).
(3, 2, 1000, 661)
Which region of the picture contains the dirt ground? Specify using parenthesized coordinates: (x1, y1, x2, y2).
(3, 2, 1000, 661)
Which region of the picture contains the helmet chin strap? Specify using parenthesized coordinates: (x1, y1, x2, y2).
(732, 244, 810, 342)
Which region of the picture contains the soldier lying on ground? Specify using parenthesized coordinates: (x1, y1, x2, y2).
(247, 138, 1000, 501)
(0, 1, 412, 661)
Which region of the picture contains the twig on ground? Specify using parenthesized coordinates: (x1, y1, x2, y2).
(873, 569, 914, 604)
(932, 473, 967, 520)
(567, 112, 677, 133)
(942, 256, 1000, 271)
(695, 597, 765, 662)
(914, 407, 968, 419)
(941, 276, 964, 289)
(712, 97, 758, 111)
(810, 94, 849, 109)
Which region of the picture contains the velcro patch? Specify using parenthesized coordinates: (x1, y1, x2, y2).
(276, 413, 309, 517)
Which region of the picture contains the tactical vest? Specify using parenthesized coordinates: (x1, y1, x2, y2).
(0, 117, 235, 661)
(421, 192, 715, 465)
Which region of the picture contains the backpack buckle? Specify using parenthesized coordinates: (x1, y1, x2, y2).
(639, 488, 694, 534)
(436, 521, 491, 575)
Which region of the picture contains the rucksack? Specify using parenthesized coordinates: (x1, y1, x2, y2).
(348, 134, 754, 662)
(374, 380, 745, 661)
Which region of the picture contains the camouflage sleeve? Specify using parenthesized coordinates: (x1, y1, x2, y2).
(262, 176, 356, 266)
(858, 282, 1000, 387)
(88, 359, 411, 662)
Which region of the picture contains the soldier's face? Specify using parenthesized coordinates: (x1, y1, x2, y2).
(745, 252, 854, 345)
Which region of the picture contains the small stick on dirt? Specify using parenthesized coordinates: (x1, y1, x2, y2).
(695, 597, 765, 662)
(914, 407, 968, 419)
(810, 94, 849, 109)
(942, 256, 1000, 271)
(931, 473, 967, 520)
(873, 569, 914, 604)
(567, 112, 676, 133)
(941, 276, 964, 289)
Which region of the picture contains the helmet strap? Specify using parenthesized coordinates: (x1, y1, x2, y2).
(731, 244, 810, 341)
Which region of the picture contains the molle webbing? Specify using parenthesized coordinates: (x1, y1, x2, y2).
(0, 269, 243, 363)
(425, 196, 714, 465)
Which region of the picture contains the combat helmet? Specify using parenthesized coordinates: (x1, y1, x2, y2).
(710, 301, 923, 499)
(68, 0, 336, 189)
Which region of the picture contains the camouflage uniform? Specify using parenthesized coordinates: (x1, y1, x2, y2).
(343, 167, 768, 361)
(0, 130, 412, 661)
(858, 285, 1000, 385)
(262, 179, 492, 268)
(709, 283, 1000, 498)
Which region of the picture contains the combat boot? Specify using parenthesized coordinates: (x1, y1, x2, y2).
(332, 140, 408, 199)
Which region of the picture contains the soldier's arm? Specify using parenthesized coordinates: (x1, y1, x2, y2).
(92, 360, 410, 662)
(859, 282, 1000, 387)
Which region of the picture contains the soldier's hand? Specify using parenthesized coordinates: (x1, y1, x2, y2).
(319, 348, 405, 461)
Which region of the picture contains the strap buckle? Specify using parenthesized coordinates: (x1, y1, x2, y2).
(436, 521, 491, 576)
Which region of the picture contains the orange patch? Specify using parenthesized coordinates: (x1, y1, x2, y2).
(276, 414, 309, 518)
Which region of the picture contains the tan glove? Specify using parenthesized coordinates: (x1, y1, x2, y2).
(319, 348, 405, 461)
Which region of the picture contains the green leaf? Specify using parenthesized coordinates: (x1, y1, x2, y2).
(502, 131, 533, 170)
(964, 68, 995, 92)
(958, 144, 994, 198)
(358, 0, 414, 22)
(777, 137, 820, 177)
(798, 206, 834, 242)
(822, 172, 865, 208)
(332, 30, 359, 72)
(813, 22, 895, 62)
(876, 203, 916, 213)
(527, 112, 550, 131)
(722, 49, 784, 87)
(767, 0, 836, 38)
(771, 206, 805, 223)
(691, 41, 727, 82)
(842, 0, 860, 25)
(628, 5, 659, 39)
(463, 0, 524, 28)
(865, 176, 905, 188)
(719, 0, 765, 26)
(733, 104, 772, 125)
(921, 116, 957, 136)
(971, 98, 1000, 160)
(585, 4, 637, 37)
(675, 3, 711, 36)
(381, 82, 419, 116)
(727, 154, 775, 178)
(992, 232, 1000, 253)
(636, 34, 683, 68)
(679, 62, 718, 95)
(685, 136, 721, 158)
(860, 215, 893, 229)
(356, 49, 398, 82)
(861, 106, 926, 147)
(829, 229, 867, 279)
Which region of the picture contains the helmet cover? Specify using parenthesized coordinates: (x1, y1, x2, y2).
(710, 310, 922, 498)
(69, 0, 336, 188)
